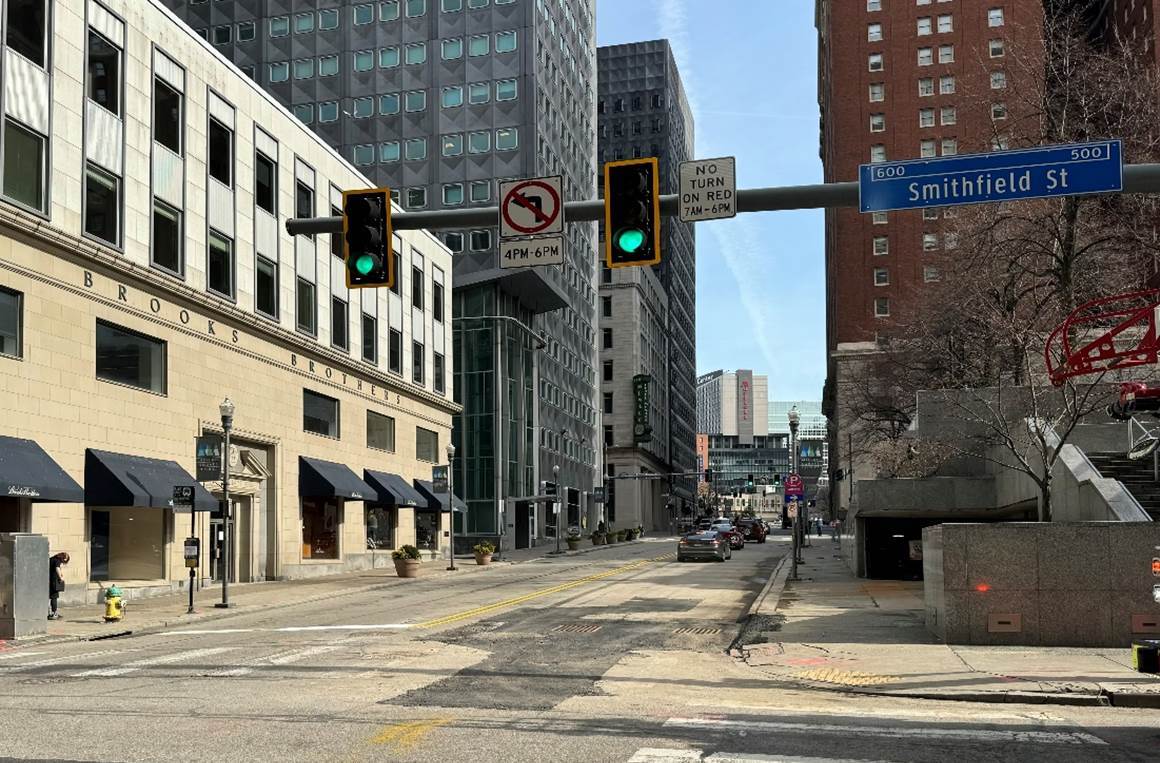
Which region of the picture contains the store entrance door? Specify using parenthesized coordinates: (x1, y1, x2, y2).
(514, 501, 531, 549)
(209, 497, 244, 583)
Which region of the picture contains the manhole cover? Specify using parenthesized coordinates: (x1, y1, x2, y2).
(552, 623, 602, 634)
(674, 627, 721, 635)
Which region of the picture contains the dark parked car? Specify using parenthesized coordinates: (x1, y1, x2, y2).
(677, 530, 732, 562)
(710, 521, 745, 550)
(737, 518, 767, 543)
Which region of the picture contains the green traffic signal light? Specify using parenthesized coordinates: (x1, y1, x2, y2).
(616, 228, 646, 253)
(343, 188, 393, 289)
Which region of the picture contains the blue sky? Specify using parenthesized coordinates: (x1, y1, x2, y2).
(596, 1, 825, 401)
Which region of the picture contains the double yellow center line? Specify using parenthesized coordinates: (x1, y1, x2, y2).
(415, 557, 660, 629)
(371, 718, 451, 749)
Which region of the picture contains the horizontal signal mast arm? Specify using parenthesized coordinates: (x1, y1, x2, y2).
(284, 164, 1160, 237)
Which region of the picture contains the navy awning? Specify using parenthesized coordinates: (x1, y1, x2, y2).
(363, 470, 428, 509)
(299, 456, 374, 500)
(0, 436, 83, 503)
(413, 479, 467, 513)
(84, 449, 216, 511)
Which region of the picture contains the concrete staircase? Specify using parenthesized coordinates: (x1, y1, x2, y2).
(1084, 452, 1160, 520)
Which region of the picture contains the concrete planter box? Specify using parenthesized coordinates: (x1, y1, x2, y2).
(924, 522, 1160, 647)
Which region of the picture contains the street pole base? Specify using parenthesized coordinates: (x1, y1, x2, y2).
(447, 565, 458, 571)
(214, 602, 233, 609)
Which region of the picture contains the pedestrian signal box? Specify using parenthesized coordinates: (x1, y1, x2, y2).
(604, 157, 661, 269)
(343, 187, 393, 289)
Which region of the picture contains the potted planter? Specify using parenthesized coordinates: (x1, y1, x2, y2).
(607, 530, 618, 544)
(624, 529, 636, 541)
(566, 537, 582, 551)
(616, 530, 626, 542)
(590, 532, 605, 546)
(392, 544, 421, 578)
(473, 541, 495, 566)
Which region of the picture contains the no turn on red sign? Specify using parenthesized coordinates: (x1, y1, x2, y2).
(499, 176, 564, 238)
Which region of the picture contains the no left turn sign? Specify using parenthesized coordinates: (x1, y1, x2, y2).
(499, 176, 564, 238)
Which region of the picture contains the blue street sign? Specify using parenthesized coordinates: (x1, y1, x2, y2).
(859, 140, 1123, 213)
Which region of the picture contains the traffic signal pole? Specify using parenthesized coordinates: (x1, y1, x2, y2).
(286, 163, 1160, 238)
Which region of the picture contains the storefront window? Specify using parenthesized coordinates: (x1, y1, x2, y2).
(366, 506, 394, 550)
(415, 511, 438, 551)
(88, 508, 165, 581)
(302, 498, 339, 559)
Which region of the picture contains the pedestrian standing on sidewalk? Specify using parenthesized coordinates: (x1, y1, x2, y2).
(48, 552, 69, 620)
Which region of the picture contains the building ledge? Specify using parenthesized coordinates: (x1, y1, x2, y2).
(452, 265, 568, 314)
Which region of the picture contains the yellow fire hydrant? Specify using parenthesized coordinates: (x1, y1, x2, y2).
(103, 585, 124, 623)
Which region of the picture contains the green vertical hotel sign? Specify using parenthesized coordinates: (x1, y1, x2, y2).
(633, 374, 652, 443)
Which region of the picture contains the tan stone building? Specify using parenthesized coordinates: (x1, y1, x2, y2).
(0, 0, 459, 604)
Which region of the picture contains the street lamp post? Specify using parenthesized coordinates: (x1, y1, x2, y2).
(215, 397, 235, 609)
(447, 442, 457, 571)
(788, 406, 801, 580)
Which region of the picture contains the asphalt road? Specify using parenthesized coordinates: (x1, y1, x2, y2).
(1, 536, 1158, 762)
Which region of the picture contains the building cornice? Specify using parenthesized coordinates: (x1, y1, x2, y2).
(0, 205, 461, 418)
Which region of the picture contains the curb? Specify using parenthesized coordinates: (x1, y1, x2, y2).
(746, 552, 791, 619)
(507, 538, 649, 562)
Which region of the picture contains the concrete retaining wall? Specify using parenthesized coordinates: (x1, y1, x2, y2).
(923, 522, 1160, 646)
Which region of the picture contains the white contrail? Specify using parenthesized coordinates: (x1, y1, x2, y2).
(655, 0, 780, 373)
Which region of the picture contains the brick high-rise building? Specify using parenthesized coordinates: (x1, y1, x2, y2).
(817, 1, 1045, 514)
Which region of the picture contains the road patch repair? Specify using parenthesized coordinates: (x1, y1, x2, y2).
(735, 544, 1160, 707)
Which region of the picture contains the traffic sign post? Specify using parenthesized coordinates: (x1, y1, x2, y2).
(498, 176, 565, 269)
(173, 486, 198, 614)
(500, 235, 564, 268)
(679, 157, 736, 222)
(859, 140, 1123, 213)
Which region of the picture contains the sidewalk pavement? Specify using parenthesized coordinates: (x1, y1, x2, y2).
(738, 539, 1160, 709)
(5, 536, 665, 649)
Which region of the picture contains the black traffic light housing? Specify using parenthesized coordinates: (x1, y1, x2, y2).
(603, 157, 661, 268)
(704, 468, 713, 483)
(343, 187, 393, 289)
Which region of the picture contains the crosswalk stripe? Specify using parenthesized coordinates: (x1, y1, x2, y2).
(663, 718, 1107, 746)
(0, 648, 131, 674)
(205, 644, 341, 677)
(0, 652, 44, 660)
(628, 749, 704, 762)
(706, 754, 897, 763)
(72, 647, 234, 677)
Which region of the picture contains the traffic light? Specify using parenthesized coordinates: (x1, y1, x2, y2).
(542, 481, 557, 497)
(343, 187, 393, 289)
(603, 157, 660, 268)
(746, 474, 755, 491)
(774, 474, 781, 485)
(704, 468, 713, 483)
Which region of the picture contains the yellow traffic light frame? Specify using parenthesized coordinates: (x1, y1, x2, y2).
(603, 157, 661, 269)
(342, 186, 395, 289)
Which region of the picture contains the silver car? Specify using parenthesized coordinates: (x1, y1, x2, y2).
(676, 530, 732, 562)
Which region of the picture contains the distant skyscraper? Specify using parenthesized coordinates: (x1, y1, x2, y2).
(597, 39, 697, 528)
(164, 0, 599, 544)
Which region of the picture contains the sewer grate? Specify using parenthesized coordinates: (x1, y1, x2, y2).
(551, 623, 603, 634)
(674, 627, 721, 636)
